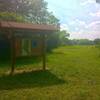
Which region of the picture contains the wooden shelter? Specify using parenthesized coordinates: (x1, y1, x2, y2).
(0, 21, 59, 74)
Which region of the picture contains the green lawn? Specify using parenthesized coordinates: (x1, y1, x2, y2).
(0, 45, 100, 100)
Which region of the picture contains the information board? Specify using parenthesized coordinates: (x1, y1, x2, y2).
(15, 38, 42, 57)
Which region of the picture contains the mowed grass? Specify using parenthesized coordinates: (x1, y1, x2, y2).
(0, 45, 100, 100)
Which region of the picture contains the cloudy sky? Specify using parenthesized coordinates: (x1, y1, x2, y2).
(45, 0, 100, 40)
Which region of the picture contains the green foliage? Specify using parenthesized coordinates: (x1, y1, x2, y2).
(0, 12, 25, 22)
(46, 32, 60, 52)
(67, 39, 94, 45)
(0, 0, 60, 25)
(94, 38, 100, 45)
(46, 30, 70, 52)
(94, 38, 100, 52)
(46, 12, 60, 25)
(58, 30, 70, 45)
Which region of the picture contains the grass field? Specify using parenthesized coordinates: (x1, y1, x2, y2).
(0, 45, 100, 100)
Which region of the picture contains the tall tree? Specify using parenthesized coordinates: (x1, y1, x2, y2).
(59, 30, 70, 45)
(0, 12, 25, 22)
(0, 0, 60, 24)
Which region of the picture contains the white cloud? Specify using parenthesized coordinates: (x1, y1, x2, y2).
(46, 0, 100, 40)
(77, 20, 86, 26)
(69, 21, 75, 25)
(69, 19, 87, 32)
(60, 21, 100, 40)
(87, 21, 100, 28)
(60, 24, 69, 31)
(80, 0, 95, 6)
(70, 19, 86, 26)
(69, 31, 100, 40)
(89, 10, 100, 17)
(75, 27, 79, 31)
(69, 19, 100, 40)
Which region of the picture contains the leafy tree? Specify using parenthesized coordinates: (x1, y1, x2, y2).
(46, 12, 60, 25)
(67, 39, 94, 45)
(0, 12, 25, 22)
(0, 0, 60, 24)
(94, 38, 100, 57)
(46, 30, 70, 51)
(94, 38, 100, 45)
(94, 38, 100, 50)
(59, 30, 70, 45)
(0, 0, 32, 15)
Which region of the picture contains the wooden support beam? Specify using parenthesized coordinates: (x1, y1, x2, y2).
(42, 34, 46, 71)
(10, 31, 16, 75)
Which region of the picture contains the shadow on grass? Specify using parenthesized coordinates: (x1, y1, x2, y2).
(0, 56, 41, 68)
(0, 70, 65, 90)
(16, 56, 41, 66)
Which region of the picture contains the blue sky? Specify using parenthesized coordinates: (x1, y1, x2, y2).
(45, 0, 100, 40)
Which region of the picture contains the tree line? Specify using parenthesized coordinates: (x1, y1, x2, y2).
(63, 38, 100, 46)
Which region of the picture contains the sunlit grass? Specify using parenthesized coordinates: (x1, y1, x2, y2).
(0, 45, 100, 100)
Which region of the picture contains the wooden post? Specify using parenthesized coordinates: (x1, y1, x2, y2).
(42, 34, 46, 71)
(10, 31, 16, 75)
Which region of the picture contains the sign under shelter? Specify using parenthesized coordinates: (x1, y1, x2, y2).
(0, 21, 59, 74)
(15, 30, 43, 57)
